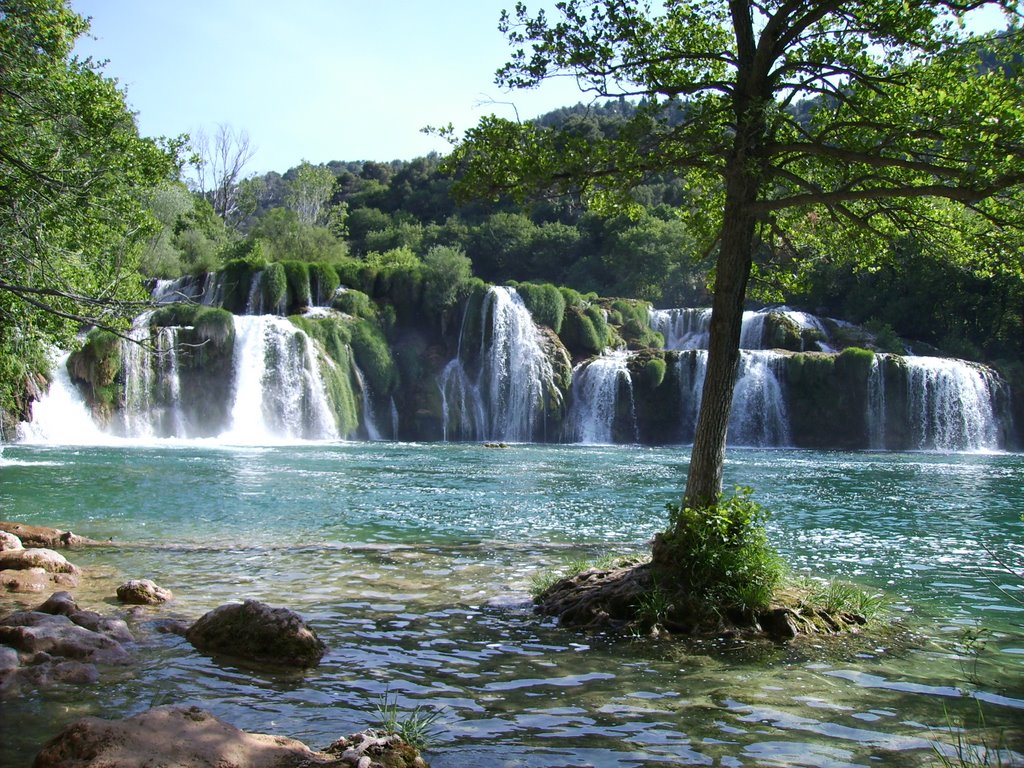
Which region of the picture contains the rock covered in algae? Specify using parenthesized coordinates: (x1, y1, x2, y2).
(116, 578, 173, 605)
(185, 599, 327, 668)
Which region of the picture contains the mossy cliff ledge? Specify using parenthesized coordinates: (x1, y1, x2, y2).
(43, 264, 1017, 449)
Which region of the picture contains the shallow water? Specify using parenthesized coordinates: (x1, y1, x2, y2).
(1, 442, 1022, 767)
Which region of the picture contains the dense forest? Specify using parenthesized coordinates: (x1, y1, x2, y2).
(141, 99, 1024, 395)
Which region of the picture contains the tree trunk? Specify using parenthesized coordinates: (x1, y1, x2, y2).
(651, 159, 759, 575)
(683, 175, 758, 509)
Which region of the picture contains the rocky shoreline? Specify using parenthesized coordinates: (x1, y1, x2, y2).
(0, 520, 429, 768)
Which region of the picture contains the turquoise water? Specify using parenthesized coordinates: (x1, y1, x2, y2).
(0, 442, 1022, 766)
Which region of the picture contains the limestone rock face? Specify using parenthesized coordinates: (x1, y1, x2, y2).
(185, 599, 327, 668)
(116, 578, 173, 605)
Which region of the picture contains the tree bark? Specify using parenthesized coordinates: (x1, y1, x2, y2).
(682, 170, 758, 510)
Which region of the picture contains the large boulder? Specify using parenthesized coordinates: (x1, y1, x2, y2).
(185, 599, 327, 668)
(32, 706, 430, 768)
(0, 611, 130, 664)
(0, 547, 80, 574)
(116, 578, 173, 605)
(0, 530, 23, 551)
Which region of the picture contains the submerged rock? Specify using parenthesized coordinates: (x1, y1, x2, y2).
(116, 578, 173, 605)
(0, 521, 102, 549)
(0, 592, 133, 697)
(33, 706, 430, 768)
(185, 599, 327, 668)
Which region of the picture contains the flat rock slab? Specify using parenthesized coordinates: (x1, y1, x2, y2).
(186, 599, 327, 668)
(1, 566, 78, 594)
(33, 706, 430, 768)
(33, 706, 329, 768)
(0, 521, 102, 549)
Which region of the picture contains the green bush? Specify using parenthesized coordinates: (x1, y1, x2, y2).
(516, 282, 566, 332)
(659, 487, 784, 613)
(350, 319, 397, 397)
(332, 288, 376, 320)
(836, 346, 875, 383)
(643, 356, 667, 389)
(261, 262, 287, 311)
(309, 263, 340, 306)
(282, 260, 312, 309)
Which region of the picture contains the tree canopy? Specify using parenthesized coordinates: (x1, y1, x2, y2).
(0, 0, 179, 417)
(442, 0, 1024, 522)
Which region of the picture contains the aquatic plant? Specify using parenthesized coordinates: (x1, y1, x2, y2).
(375, 689, 444, 751)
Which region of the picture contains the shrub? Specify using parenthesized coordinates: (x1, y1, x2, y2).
(659, 487, 784, 613)
(332, 288, 376, 320)
(282, 260, 311, 309)
(836, 346, 876, 383)
(643, 356, 667, 389)
(309, 262, 340, 306)
(261, 262, 287, 312)
(516, 282, 566, 333)
(350, 319, 397, 397)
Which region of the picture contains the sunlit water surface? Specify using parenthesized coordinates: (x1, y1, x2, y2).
(0, 442, 1021, 767)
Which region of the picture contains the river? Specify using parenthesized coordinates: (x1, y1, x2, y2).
(0, 441, 1021, 766)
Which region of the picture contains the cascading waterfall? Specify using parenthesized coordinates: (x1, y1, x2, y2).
(568, 350, 638, 444)
(739, 310, 768, 349)
(16, 352, 109, 445)
(650, 308, 711, 350)
(223, 315, 338, 442)
(871, 355, 1005, 451)
(354, 364, 383, 441)
(675, 350, 708, 443)
(866, 355, 888, 449)
(730, 351, 791, 446)
(439, 286, 560, 442)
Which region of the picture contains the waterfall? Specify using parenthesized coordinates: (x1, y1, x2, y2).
(904, 357, 1003, 451)
(439, 286, 561, 442)
(568, 350, 638, 444)
(675, 350, 708, 443)
(354, 364, 383, 441)
(223, 316, 338, 442)
(866, 355, 1006, 451)
(16, 352, 110, 445)
(650, 308, 711, 350)
(867, 355, 888, 449)
(729, 351, 791, 446)
(245, 271, 265, 315)
(739, 310, 767, 349)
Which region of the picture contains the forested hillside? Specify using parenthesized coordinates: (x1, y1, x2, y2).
(143, 98, 1024, 392)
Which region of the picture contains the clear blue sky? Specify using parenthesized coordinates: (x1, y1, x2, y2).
(70, 2, 1012, 176)
(70, 0, 589, 174)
